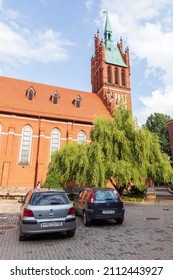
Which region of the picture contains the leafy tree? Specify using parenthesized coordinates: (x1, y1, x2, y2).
(44, 107, 173, 190)
(145, 112, 171, 157)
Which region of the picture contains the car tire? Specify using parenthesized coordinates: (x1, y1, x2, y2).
(19, 227, 27, 241)
(66, 230, 75, 237)
(75, 210, 79, 216)
(116, 218, 124, 225)
(83, 211, 91, 226)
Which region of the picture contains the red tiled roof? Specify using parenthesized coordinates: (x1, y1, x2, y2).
(0, 76, 111, 123)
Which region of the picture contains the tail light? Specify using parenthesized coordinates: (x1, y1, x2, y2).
(23, 208, 34, 217)
(67, 207, 75, 215)
(88, 190, 94, 203)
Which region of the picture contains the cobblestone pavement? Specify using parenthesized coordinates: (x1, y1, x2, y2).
(0, 199, 172, 260)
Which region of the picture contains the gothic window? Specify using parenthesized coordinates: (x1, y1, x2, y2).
(78, 131, 86, 144)
(123, 95, 127, 104)
(114, 68, 118, 85)
(26, 86, 36, 101)
(73, 95, 82, 108)
(114, 93, 117, 101)
(117, 93, 120, 104)
(107, 66, 111, 83)
(97, 72, 99, 90)
(50, 128, 60, 154)
(93, 75, 96, 92)
(121, 69, 125, 86)
(51, 92, 60, 104)
(19, 125, 32, 164)
(100, 69, 102, 87)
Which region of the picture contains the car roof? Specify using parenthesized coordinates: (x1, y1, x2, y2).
(83, 187, 116, 191)
(30, 188, 66, 194)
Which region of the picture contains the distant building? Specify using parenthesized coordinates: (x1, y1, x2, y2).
(0, 13, 132, 189)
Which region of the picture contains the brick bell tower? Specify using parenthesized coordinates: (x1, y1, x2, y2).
(91, 12, 132, 113)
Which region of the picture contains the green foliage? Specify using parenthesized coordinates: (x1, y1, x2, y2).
(42, 172, 62, 189)
(44, 107, 173, 191)
(167, 184, 173, 190)
(129, 183, 147, 195)
(145, 112, 171, 156)
(87, 142, 106, 186)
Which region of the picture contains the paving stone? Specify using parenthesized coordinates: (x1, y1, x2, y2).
(0, 199, 173, 260)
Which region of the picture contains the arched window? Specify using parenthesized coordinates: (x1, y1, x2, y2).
(93, 75, 96, 92)
(50, 128, 60, 154)
(28, 89, 34, 100)
(51, 92, 60, 104)
(97, 71, 99, 90)
(19, 125, 32, 164)
(73, 95, 82, 108)
(117, 93, 120, 104)
(107, 66, 111, 83)
(26, 86, 36, 101)
(121, 69, 125, 86)
(114, 68, 118, 85)
(100, 69, 102, 87)
(123, 94, 127, 104)
(78, 131, 86, 144)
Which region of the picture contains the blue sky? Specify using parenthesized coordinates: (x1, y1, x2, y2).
(0, 0, 173, 125)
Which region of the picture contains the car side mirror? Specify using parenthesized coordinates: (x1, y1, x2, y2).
(18, 199, 25, 203)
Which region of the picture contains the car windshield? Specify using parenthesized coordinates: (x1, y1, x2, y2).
(29, 192, 70, 206)
(94, 190, 119, 201)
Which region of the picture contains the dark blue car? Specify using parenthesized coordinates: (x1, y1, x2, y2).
(74, 187, 125, 226)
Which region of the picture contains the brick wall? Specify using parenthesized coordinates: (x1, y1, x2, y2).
(0, 114, 93, 188)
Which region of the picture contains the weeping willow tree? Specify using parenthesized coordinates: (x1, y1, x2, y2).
(43, 107, 173, 189)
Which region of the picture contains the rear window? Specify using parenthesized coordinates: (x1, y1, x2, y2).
(29, 192, 70, 206)
(94, 189, 119, 201)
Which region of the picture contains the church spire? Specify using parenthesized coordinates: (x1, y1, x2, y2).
(91, 11, 132, 113)
(104, 11, 113, 47)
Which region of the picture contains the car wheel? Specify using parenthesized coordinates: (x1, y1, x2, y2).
(83, 211, 91, 226)
(116, 218, 124, 225)
(75, 210, 79, 216)
(19, 227, 26, 241)
(66, 230, 75, 237)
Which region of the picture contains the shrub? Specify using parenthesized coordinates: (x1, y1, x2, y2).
(42, 173, 62, 189)
(129, 183, 147, 196)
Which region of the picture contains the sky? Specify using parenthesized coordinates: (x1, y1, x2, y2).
(0, 0, 173, 125)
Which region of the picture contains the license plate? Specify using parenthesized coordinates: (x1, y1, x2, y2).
(102, 210, 115, 214)
(40, 221, 62, 228)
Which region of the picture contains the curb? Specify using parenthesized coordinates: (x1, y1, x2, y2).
(168, 188, 173, 194)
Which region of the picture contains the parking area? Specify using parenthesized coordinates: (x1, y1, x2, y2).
(0, 199, 172, 260)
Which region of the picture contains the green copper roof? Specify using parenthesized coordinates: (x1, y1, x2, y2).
(104, 12, 112, 34)
(105, 42, 127, 67)
(104, 13, 127, 68)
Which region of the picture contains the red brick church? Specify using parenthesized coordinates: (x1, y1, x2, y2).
(0, 13, 131, 189)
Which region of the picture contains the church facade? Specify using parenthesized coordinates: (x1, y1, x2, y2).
(0, 14, 132, 189)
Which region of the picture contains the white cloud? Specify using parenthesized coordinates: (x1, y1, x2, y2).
(0, 2, 73, 65)
(85, 0, 94, 12)
(100, 0, 173, 123)
(0, 22, 72, 64)
(137, 87, 173, 124)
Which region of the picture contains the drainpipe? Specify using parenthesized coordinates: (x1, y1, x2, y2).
(34, 116, 41, 187)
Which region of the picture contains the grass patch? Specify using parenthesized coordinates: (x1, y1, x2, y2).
(122, 194, 144, 202)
